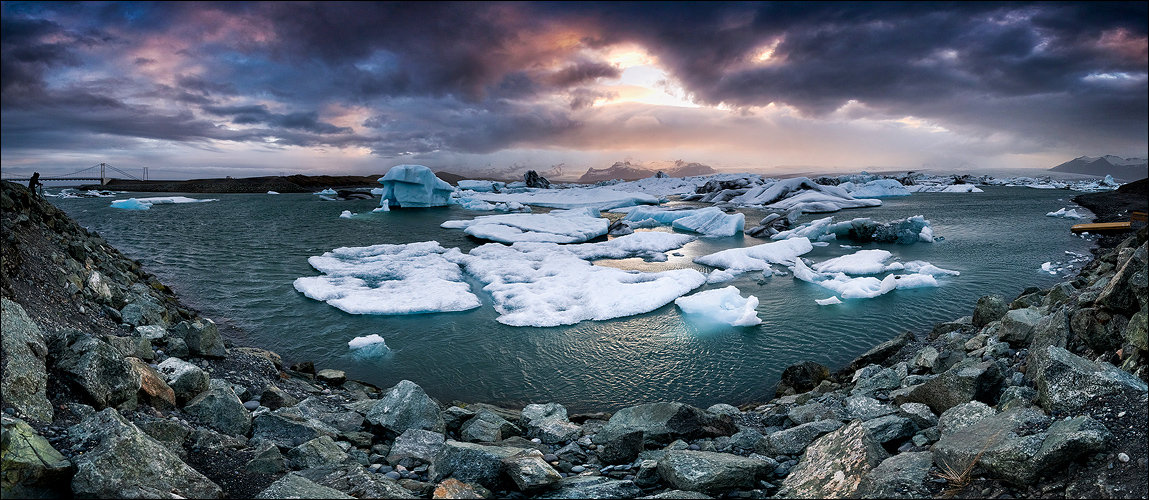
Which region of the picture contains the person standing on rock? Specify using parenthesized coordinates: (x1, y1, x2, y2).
(28, 172, 42, 196)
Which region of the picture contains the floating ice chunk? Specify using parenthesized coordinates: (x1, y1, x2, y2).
(457, 180, 506, 192)
(463, 187, 659, 210)
(135, 196, 217, 204)
(785, 215, 936, 244)
(772, 216, 835, 241)
(377, 164, 455, 208)
(847, 179, 911, 198)
(315, 188, 337, 195)
(349, 334, 387, 349)
(294, 241, 480, 315)
(516, 231, 694, 261)
(812, 250, 904, 275)
(675, 286, 761, 327)
(110, 198, 152, 210)
(902, 261, 960, 276)
(904, 185, 984, 193)
(623, 206, 709, 225)
(730, 177, 882, 212)
(339, 210, 355, 218)
(267, 191, 279, 195)
(707, 269, 742, 284)
(694, 237, 814, 271)
(671, 207, 745, 237)
(452, 243, 706, 327)
(919, 225, 934, 242)
(890, 273, 940, 289)
(815, 297, 843, 306)
(373, 200, 390, 212)
(319, 195, 337, 201)
(348, 334, 390, 357)
(1041, 262, 1056, 274)
(1046, 208, 1084, 219)
(793, 259, 941, 299)
(441, 212, 609, 244)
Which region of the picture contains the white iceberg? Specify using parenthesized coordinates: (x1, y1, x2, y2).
(904, 185, 984, 193)
(730, 177, 881, 213)
(451, 243, 706, 327)
(902, 261, 960, 275)
(706, 269, 742, 284)
(791, 258, 941, 299)
(815, 296, 843, 305)
(694, 237, 814, 271)
(348, 334, 387, 349)
(463, 187, 659, 210)
(844, 179, 911, 198)
(512, 231, 694, 261)
(623, 206, 709, 225)
(294, 241, 481, 315)
(110, 198, 152, 210)
(267, 191, 280, 195)
(1046, 208, 1085, 219)
(377, 164, 455, 208)
(339, 210, 355, 218)
(457, 180, 505, 192)
(315, 188, 338, 195)
(110, 196, 217, 209)
(671, 207, 745, 237)
(441, 212, 608, 244)
(674, 286, 761, 327)
(811, 249, 904, 275)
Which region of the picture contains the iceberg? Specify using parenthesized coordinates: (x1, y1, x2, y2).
(1046, 208, 1085, 219)
(339, 210, 356, 218)
(377, 164, 455, 208)
(730, 177, 882, 213)
(267, 191, 280, 195)
(791, 258, 942, 299)
(110, 198, 152, 210)
(623, 206, 710, 225)
(294, 241, 481, 315)
(904, 185, 983, 193)
(110, 196, 217, 209)
(441, 212, 608, 244)
(815, 297, 843, 306)
(670, 207, 745, 237)
(452, 243, 706, 327)
(694, 237, 814, 271)
(845, 179, 911, 198)
(811, 250, 904, 275)
(457, 180, 506, 192)
(674, 286, 761, 327)
(774, 215, 935, 245)
(348, 334, 387, 349)
(902, 261, 960, 276)
(315, 188, 337, 195)
(462, 187, 659, 210)
(511, 231, 694, 261)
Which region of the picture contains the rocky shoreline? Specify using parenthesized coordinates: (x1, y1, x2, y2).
(2, 179, 1146, 499)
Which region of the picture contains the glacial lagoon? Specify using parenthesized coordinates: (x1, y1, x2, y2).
(52, 185, 1095, 411)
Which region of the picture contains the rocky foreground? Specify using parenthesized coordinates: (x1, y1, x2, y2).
(2, 179, 1147, 499)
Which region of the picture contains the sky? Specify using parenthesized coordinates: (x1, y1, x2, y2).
(1, 2, 1146, 181)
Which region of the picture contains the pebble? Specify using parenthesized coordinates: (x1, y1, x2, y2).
(243, 401, 260, 411)
(687, 444, 701, 451)
(384, 471, 401, 480)
(530, 438, 542, 443)
(543, 454, 558, 462)
(571, 466, 586, 473)
(1117, 453, 1130, 463)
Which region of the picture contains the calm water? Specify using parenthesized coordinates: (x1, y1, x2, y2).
(52, 187, 1094, 411)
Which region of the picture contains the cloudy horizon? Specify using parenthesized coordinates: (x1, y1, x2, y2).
(2, 2, 1146, 181)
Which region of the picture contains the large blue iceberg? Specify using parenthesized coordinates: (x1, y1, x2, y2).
(377, 164, 455, 208)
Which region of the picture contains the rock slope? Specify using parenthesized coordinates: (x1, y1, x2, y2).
(2, 179, 1146, 499)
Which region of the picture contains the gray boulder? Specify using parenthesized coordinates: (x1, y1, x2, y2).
(776, 360, 833, 396)
(300, 465, 418, 499)
(937, 401, 996, 436)
(861, 414, 917, 445)
(0, 299, 52, 422)
(973, 295, 1008, 327)
(502, 450, 563, 492)
(364, 380, 445, 436)
(442, 405, 476, 432)
(844, 395, 896, 421)
(851, 367, 902, 395)
(121, 301, 163, 327)
(1, 416, 71, 498)
(287, 435, 349, 470)
(53, 332, 140, 410)
(1126, 310, 1147, 351)
(555, 441, 587, 464)
(460, 409, 519, 442)
(170, 318, 226, 358)
(251, 407, 337, 449)
(537, 475, 642, 499)
(158, 357, 210, 405)
(789, 401, 843, 424)
(103, 334, 153, 360)
(779, 420, 889, 499)
(1033, 346, 1148, 413)
(1071, 308, 1129, 354)
(297, 397, 365, 433)
(386, 428, 445, 465)
(315, 369, 346, 386)
(998, 386, 1038, 411)
(1095, 242, 1146, 314)
(260, 384, 299, 410)
(68, 408, 222, 498)
(184, 379, 252, 437)
(997, 308, 1042, 346)
(255, 473, 353, 499)
(855, 452, 933, 499)
(657, 450, 773, 495)
(902, 358, 1003, 414)
(897, 403, 937, 429)
(430, 440, 526, 488)
(245, 441, 287, 474)
(593, 426, 645, 464)
(849, 331, 912, 370)
(1024, 309, 1070, 382)
(599, 402, 736, 446)
(521, 403, 581, 444)
(727, 428, 764, 451)
(759, 419, 843, 455)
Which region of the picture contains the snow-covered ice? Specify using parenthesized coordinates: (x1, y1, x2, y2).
(706, 269, 742, 284)
(457, 180, 505, 192)
(110, 196, 217, 210)
(674, 286, 761, 326)
(815, 296, 843, 306)
(730, 177, 882, 213)
(110, 198, 152, 210)
(791, 258, 942, 299)
(904, 185, 984, 193)
(842, 179, 911, 198)
(267, 191, 279, 195)
(1046, 208, 1085, 219)
(348, 334, 387, 349)
(451, 242, 706, 327)
(377, 164, 455, 208)
(513, 231, 694, 261)
(811, 250, 904, 275)
(671, 207, 745, 237)
(902, 261, 960, 276)
(294, 241, 481, 315)
(623, 206, 709, 225)
(694, 237, 814, 271)
(463, 187, 659, 210)
(441, 211, 609, 244)
(315, 188, 337, 195)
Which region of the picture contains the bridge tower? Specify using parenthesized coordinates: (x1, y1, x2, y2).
(100, 163, 107, 185)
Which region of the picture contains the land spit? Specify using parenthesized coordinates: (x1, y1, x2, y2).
(2, 179, 1146, 499)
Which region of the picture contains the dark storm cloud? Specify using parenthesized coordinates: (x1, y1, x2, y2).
(202, 104, 352, 134)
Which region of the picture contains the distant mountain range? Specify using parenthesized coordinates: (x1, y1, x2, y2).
(1050, 155, 1148, 181)
(578, 160, 717, 183)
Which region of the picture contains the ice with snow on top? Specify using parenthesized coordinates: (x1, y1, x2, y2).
(1041, 262, 1057, 274)
(1046, 208, 1085, 219)
(450, 242, 706, 327)
(675, 286, 761, 327)
(457, 180, 505, 192)
(348, 334, 390, 357)
(707, 269, 742, 284)
(315, 188, 337, 195)
(377, 164, 455, 208)
(774, 215, 934, 245)
(902, 261, 960, 275)
(843, 179, 911, 198)
(373, 200, 390, 212)
(464, 186, 659, 210)
(693, 237, 814, 271)
(816, 296, 843, 306)
(904, 184, 984, 193)
(671, 207, 745, 237)
(267, 191, 279, 195)
(441, 210, 608, 244)
(348, 334, 387, 349)
(110, 196, 217, 210)
(812, 249, 905, 275)
(510, 231, 694, 261)
(730, 177, 882, 213)
(294, 241, 480, 315)
(110, 198, 153, 210)
(339, 210, 355, 218)
(791, 259, 941, 299)
(623, 206, 711, 225)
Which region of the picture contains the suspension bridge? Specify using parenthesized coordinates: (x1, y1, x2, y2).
(1, 163, 145, 185)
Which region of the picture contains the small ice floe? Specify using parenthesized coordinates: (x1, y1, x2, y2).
(706, 269, 741, 284)
(1046, 208, 1084, 219)
(339, 210, 356, 218)
(267, 191, 280, 195)
(348, 334, 390, 357)
(1041, 262, 1057, 274)
(670, 207, 745, 237)
(791, 256, 945, 299)
(457, 180, 505, 192)
(441, 210, 608, 244)
(903, 185, 984, 193)
(815, 296, 843, 306)
(694, 237, 813, 271)
(373, 200, 390, 212)
(461, 186, 659, 211)
(674, 286, 761, 327)
(315, 188, 337, 195)
(110, 196, 217, 210)
(773, 215, 935, 244)
(840, 179, 911, 198)
(110, 198, 152, 210)
(811, 249, 905, 275)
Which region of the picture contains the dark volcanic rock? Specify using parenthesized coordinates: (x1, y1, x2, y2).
(657, 450, 773, 495)
(776, 360, 832, 396)
(1, 416, 71, 498)
(973, 294, 1009, 327)
(902, 358, 1004, 414)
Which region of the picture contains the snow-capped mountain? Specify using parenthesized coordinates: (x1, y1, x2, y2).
(1050, 155, 1147, 181)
